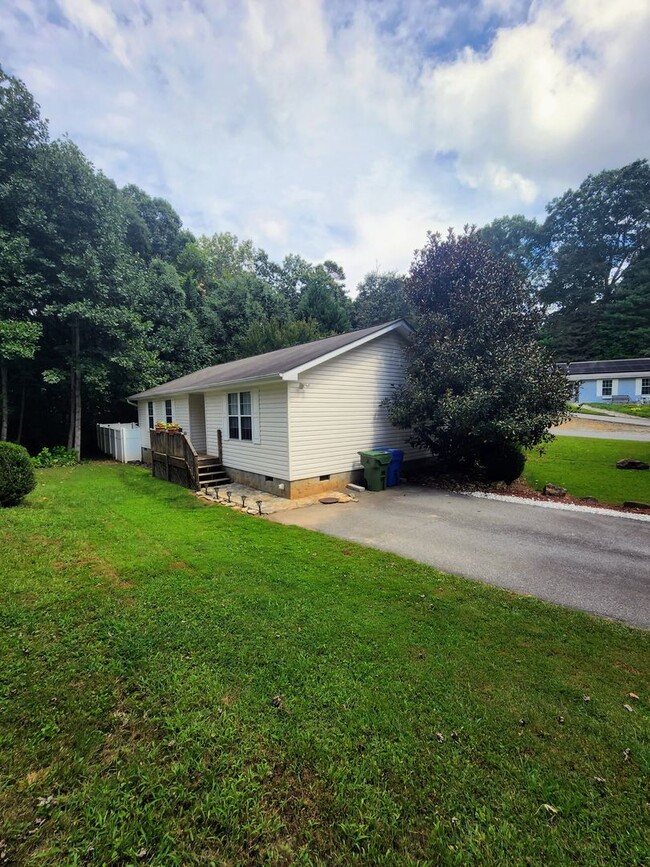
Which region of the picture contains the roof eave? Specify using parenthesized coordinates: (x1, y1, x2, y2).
(128, 372, 283, 401)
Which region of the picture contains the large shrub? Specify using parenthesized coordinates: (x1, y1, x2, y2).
(0, 442, 36, 507)
(479, 441, 526, 484)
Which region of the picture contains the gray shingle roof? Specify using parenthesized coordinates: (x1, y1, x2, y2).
(129, 320, 412, 400)
(568, 358, 650, 376)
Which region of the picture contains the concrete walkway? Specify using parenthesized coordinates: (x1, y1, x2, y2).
(270, 485, 650, 629)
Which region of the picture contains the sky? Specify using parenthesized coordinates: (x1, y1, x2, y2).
(2, 0, 650, 291)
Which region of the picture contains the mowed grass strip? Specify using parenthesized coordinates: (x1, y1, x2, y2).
(588, 403, 650, 420)
(524, 436, 650, 505)
(0, 463, 648, 865)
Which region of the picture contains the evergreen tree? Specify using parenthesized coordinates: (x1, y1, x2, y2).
(386, 229, 571, 473)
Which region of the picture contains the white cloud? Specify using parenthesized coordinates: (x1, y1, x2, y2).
(1, 0, 649, 291)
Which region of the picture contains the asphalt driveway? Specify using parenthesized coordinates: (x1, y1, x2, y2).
(270, 486, 650, 629)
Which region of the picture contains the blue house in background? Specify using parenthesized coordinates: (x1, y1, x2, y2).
(567, 358, 650, 403)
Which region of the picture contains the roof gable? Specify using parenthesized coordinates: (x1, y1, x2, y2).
(129, 320, 413, 400)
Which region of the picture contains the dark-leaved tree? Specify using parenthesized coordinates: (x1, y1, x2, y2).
(385, 229, 572, 477)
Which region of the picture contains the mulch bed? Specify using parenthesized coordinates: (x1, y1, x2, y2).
(412, 474, 650, 515)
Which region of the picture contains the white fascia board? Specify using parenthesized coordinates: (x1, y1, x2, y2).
(567, 371, 650, 381)
(280, 320, 413, 381)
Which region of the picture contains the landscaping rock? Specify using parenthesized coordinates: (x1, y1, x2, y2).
(579, 497, 599, 505)
(543, 484, 567, 497)
(623, 501, 650, 510)
(616, 459, 649, 470)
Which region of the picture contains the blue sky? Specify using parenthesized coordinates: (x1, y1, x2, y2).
(2, 0, 650, 290)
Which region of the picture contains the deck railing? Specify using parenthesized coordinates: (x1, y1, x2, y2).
(150, 430, 199, 490)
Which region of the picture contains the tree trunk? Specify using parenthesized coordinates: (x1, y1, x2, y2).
(16, 378, 26, 444)
(73, 322, 81, 460)
(67, 355, 75, 451)
(0, 361, 8, 441)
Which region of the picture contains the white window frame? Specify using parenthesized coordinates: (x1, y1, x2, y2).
(601, 378, 613, 397)
(597, 378, 617, 398)
(147, 401, 154, 430)
(224, 389, 260, 443)
(640, 378, 650, 396)
(165, 399, 173, 424)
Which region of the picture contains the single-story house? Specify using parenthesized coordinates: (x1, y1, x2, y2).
(128, 319, 423, 497)
(567, 358, 650, 403)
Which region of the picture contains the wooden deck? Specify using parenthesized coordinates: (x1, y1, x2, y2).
(150, 434, 228, 490)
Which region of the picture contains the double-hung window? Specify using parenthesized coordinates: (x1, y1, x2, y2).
(642, 378, 650, 396)
(228, 391, 253, 441)
(165, 399, 173, 424)
(148, 401, 154, 430)
(601, 379, 613, 397)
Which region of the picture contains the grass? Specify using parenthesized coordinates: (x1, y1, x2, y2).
(587, 403, 650, 420)
(523, 437, 650, 505)
(1, 463, 648, 865)
(569, 404, 611, 417)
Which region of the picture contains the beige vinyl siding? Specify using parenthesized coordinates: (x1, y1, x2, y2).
(288, 331, 418, 480)
(137, 401, 151, 449)
(188, 394, 207, 453)
(204, 382, 289, 477)
(173, 395, 190, 433)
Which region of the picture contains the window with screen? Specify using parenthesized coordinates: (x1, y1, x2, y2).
(165, 399, 173, 423)
(148, 401, 154, 429)
(601, 379, 612, 396)
(642, 378, 650, 395)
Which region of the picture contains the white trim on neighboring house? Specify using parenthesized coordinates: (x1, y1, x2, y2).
(596, 378, 617, 397)
(280, 320, 413, 381)
(636, 377, 650, 396)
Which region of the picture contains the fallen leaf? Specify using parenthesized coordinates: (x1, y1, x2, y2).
(623, 748, 631, 761)
(541, 803, 560, 815)
(623, 704, 634, 713)
(436, 732, 445, 743)
(582, 695, 591, 702)
(628, 692, 639, 700)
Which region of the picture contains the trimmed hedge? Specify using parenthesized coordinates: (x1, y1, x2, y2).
(0, 442, 36, 507)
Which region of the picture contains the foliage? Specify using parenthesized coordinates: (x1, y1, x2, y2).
(480, 215, 549, 293)
(31, 445, 78, 468)
(523, 436, 650, 505)
(386, 229, 572, 473)
(236, 317, 328, 357)
(481, 160, 650, 360)
(353, 270, 411, 327)
(0, 67, 351, 454)
(0, 440, 35, 505)
(479, 441, 526, 483)
(597, 245, 650, 358)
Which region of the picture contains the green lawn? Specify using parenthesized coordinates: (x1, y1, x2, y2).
(1, 464, 648, 865)
(587, 403, 650, 419)
(524, 437, 650, 505)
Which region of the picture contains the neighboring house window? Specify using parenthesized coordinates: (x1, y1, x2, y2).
(601, 379, 613, 396)
(165, 399, 173, 424)
(147, 401, 154, 430)
(228, 391, 253, 441)
(642, 378, 650, 395)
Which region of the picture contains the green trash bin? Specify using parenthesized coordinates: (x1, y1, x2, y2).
(358, 450, 391, 491)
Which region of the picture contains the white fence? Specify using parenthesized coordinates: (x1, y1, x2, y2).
(96, 423, 141, 463)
